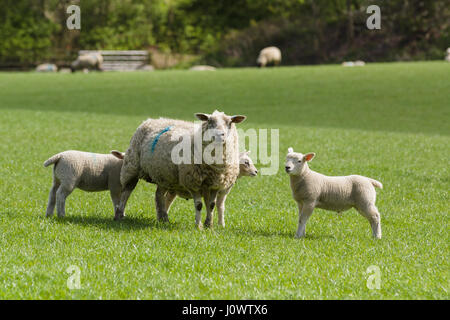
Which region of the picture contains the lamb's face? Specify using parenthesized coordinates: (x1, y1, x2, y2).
(195, 110, 246, 145)
(239, 151, 258, 177)
(285, 148, 315, 175)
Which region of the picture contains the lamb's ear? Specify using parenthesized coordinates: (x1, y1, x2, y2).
(195, 113, 209, 121)
(304, 153, 315, 162)
(231, 115, 246, 123)
(111, 150, 124, 159)
(288, 147, 293, 153)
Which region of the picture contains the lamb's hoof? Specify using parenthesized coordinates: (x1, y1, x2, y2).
(196, 222, 203, 230)
(218, 221, 225, 228)
(295, 233, 305, 239)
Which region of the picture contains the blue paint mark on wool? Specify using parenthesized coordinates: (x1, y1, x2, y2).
(150, 126, 173, 153)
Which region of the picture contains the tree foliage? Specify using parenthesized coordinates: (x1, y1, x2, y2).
(0, 0, 448, 67)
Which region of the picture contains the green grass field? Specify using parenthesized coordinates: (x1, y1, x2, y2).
(0, 62, 448, 299)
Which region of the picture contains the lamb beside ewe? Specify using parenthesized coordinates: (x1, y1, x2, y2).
(285, 148, 383, 239)
(257, 46, 282, 67)
(71, 52, 103, 72)
(117, 111, 246, 228)
(44, 150, 125, 217)
(146, 151, 257, 227)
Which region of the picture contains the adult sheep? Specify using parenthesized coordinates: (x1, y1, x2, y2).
(117, 111, 247, 228)
(257, 46, 282, 67)
(135, 151, 257, 227)
(71, 52, 103, 72)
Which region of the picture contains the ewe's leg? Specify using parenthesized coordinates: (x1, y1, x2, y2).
(115, 177, 138, 220)
(296, 202, 315, 238)
(56, 185, 73, 218)
(359, 205, 382, 239)
(216, 191, 229, 227)
(46, 180, 60, 217)
(155, 186, 169, 222)
(204, 190, 218, 228)
(193, 194, 203, 229)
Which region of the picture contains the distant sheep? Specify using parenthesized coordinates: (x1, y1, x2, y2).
(71, 52, 103, 72)
(189, 65, 216, 71)
(446, 48, 450, 62)
(44, 150, 124, 217)
(149, 151, 258, 226)
(285, 148, 383, 239)
(36, 63, 58, 72)
(117, 111, 246, 228)
(257, 46, 282, 67)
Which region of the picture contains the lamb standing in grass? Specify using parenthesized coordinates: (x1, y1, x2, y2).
(285, 148, 383, 239)
(44, 150, 125, 217)
(117, 111, 246, 228)
(150, 151, 258, 226)
(257, 46, 282, 67)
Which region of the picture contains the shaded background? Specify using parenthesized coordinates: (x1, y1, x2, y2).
(0, 0, 449, 69)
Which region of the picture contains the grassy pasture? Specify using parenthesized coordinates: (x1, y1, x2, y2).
(0, 62, 448, 299)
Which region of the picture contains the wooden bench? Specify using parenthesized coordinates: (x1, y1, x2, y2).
(78, 50, 149, 71)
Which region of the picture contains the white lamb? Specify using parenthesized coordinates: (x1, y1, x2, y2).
(44, 150, 125, 217)
(257, 46, 282, 67)
(118, 111, 246, 228)
(150, 151, 258, 226)
(285, 148, 383, 239)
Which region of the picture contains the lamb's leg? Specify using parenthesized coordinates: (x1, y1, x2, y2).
(216, 190, 229, 227)
(115, 177, 138, 220)
(204, 189, 218, 228)
(165, 192, 177, 213)
(155, 186, 169, 222)
(296, 202, 314, 238)
(110, 189, 121, 218)
(56, 185, 73, 218)
(46, 179, 60, 217)
(359, 205, 382, 239)
(193, 194, 203, 229)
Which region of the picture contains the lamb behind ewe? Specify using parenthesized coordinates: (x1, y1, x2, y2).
(44, 150, 125, 217)
(118, 111, 246, 228)
(257, 46, 282, 67)
(148, 150, 258, 226)
(285, 148, 383, 239)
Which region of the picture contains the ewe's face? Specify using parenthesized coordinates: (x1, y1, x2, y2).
(239, 152, 258, 177)
(285, 148, 315, 175)
(196, 111, 246, 145)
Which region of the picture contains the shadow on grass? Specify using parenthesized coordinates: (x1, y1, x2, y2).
(55, 214, 180, 232)
(228, 227, 336, 240)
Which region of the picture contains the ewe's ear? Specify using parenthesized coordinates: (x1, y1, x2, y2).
(304, 153, 315, 162)
(111, 150, 124, 159)
(231, 115, 246, 123)
(195, 113, 210, 121)
(288, 147, 293, 153)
